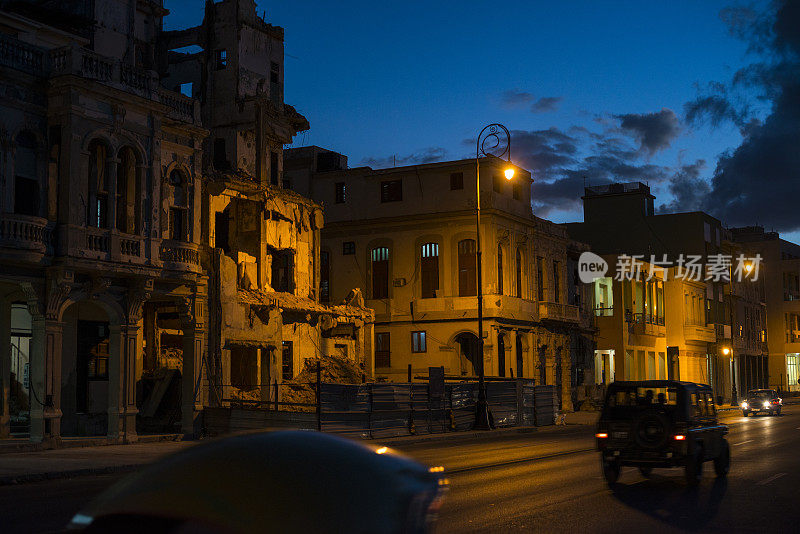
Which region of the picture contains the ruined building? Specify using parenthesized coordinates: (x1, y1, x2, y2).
(0, 0, 372, 443)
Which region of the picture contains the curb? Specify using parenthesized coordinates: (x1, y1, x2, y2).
(0, 463, 141, 487)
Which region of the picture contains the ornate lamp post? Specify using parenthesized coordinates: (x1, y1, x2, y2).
(474, 123, 514, 430)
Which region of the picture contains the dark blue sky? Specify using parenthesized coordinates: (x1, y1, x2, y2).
(165, 1, 799, 243)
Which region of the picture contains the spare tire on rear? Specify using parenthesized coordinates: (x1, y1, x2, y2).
(634, 411, 670, 450)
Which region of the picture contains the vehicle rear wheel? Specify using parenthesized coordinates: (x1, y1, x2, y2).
(602, 458, 621, 486)
(638, 466, 653, 477)
(685, 449, 703, 486)
(742, 410, 749, 417)
(714, 439, 730, 477)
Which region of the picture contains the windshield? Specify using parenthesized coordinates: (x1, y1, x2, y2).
(747, 390, 775, 399)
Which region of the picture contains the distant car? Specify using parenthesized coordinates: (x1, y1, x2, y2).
(595, 380, 730, 486)
(741, 389, 782, 416)
(67, 431, 447, 533)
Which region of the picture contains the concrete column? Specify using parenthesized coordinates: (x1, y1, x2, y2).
(181, 325, 205, 437)
(525, 331, 535, 379)
(0, 301, 10, 438)
(143, 303, 157, 372)
(259, 348, 271, 403)
(108, 324, 140, 442)
(29, 317, 63, 442)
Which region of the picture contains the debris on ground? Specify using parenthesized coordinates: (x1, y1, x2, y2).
(280, 355, 366, 410)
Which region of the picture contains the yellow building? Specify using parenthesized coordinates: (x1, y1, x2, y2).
(592, 256, 667, 383)
(285, 150, 596, 409)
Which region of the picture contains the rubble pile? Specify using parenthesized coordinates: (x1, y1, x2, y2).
(230, 387, 262, 403)
(280, 355, 366, 410)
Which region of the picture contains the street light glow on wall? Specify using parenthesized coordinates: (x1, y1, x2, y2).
(504, 168, 515, 180)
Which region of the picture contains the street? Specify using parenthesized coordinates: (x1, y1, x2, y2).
(2, 409, 799, 533)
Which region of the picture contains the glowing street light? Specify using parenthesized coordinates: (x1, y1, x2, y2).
(504, 168, 515, 180)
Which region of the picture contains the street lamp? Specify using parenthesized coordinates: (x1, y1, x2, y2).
(474, 123, 514, 430)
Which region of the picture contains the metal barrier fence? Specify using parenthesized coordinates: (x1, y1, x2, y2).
(204, 373, 560, 438)
(319, 380, 559, 439)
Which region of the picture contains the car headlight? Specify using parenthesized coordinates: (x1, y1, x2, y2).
(741, 402, 748, 409)
(763, 401, 771, 409)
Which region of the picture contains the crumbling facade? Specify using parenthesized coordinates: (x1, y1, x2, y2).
(0, 0, 372, 443)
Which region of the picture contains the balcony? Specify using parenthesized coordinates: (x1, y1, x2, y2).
(714, 323, 732, 340)
(0, 213, 52, 259)
(630, 313, 665, 337)
(538, 301, 580, 323)
(411, 294, 537, 322)
(160, 240, 201, 273)
(46, 44, 199, 124)
(0, 32, 46, 76)
(683, 322, 716, 343)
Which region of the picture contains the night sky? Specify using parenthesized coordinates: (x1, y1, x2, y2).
(165, 1, 800, 243)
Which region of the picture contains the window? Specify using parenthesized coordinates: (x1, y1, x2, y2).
(270, 151, 279, 186)
(270, 248, 294, 292)
(537, 257, 545, 301)
(513, 183, 521, 200)
(516, 249, 523, 298)
(116, 147, 139, 233)
(169, 207, 185, 241)
(497, 245, 504, 295)
(216, 49, 227, 69)
(380, 179, 402, 202)
(88, 140, 109, 228)
(179, 82, 193, 97)
(213, 138, 229, 170)
(320, 251, 330, 303)
(270, 61, 280, 84)
(458, 239, 477, 297)
(552, 260, 561, 303)
(371, 247, 389, 299)
(342, 241, 355, 255)
(335, 182, 346, 203)
(412, 331, 427, 353)
(493, 175, 504, 193)
(420, 242, 439, 299)
(14, 177, 39, 216)
(375, 332, 390, 367)
(450, 172, 463, 190)
(215, 212, 230, 253)
(282, 341, 293, 380)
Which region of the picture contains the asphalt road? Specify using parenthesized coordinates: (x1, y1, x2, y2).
(2, 409, 799, 533)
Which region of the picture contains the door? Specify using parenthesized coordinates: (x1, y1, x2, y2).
(76, 321, 110, 413)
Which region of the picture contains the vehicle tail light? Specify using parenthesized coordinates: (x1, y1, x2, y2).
(595, 432, 608, 439)
(673, 434, 686, 441)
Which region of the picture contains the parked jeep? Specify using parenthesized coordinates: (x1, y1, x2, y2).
(595, 380, 730, 486)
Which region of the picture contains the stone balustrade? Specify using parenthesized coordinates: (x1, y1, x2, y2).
(0, 213, 52, 254)
(160, 240, 201, 272)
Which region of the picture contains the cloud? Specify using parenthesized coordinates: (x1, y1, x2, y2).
(531, 96, 563, 113)
(657, 160, 709, 213)
(690, 0, 800, 232)
(500, 90, 562, 112)
(360, 147, 446, 168)
(614, 108, 681, 155)
(500, 89, 534, 107)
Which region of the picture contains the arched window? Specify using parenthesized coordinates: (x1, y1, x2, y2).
(88, 140, 109, 228)
(168, 169, 190, 241)
(116, 147, 140, 234)
(458, 239, 477, 297)
(420, 242, 439, 299)
(14, 131, 39, 216)
(371, 247, 389, 299)
(516, 248, 523, 298)
(497, 245, 504, 295)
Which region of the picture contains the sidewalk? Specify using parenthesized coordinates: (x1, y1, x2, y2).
(0, 414, 601, 485)
(0, 440, 191, 486)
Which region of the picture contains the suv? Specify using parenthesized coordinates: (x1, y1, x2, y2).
(595, 380, 730, 486)
(741, 389, 782, 416)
